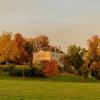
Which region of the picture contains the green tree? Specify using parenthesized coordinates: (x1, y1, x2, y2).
(80, 63, 89, 79)
(67, 45, 86, 70)
(25, 39, 37, 67)
(60, 54, 75, 73)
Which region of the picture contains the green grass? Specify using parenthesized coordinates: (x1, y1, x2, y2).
(0, 75, 99, 100)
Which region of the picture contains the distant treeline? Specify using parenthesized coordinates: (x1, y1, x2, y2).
(0, 32, 100, 79)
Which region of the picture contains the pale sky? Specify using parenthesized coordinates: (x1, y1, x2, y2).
(0, 0, 100, 51)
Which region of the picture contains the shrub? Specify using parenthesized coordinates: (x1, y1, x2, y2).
(7, 65, 34, 77)
(90, 61, 100, 80)
(43, 60, 59, 77)
(0, 65, 7, 73)
(79, 63, 89, 79)
(7, 64, 15, 75)
(32, 64, 43, 76)
(58, 65, 65, 73)
(64, 65, 76, 74)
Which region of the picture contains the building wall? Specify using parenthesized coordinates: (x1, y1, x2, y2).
(50, 52, 65, 65)
(33, 50, 51, 63)
(33, 50, 65, 65)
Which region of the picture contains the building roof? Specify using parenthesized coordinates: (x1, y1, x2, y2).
(34, 46, 65, 54)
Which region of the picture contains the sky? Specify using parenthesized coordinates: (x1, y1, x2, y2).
(0, 0, 100, 51)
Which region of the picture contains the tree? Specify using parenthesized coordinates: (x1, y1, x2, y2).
(87, 35, 100, 79)
(34, 35, 50, 50)
(80, 63, 89, 79)
(0, 32, 12, 64)
(87, 35, 100, 62)
(90, 61, 100, 80)
(61, 45, 86, 74)
(10, 33, 28, 64)
(60, 54, 75, 73)
(25, 39, 37, 67)
(67, 45, 86, 70)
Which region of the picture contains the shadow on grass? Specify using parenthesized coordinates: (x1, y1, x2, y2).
(47, 75, 100, 83)
(37, 74, 100, 83)
(0, 73, 100, 83)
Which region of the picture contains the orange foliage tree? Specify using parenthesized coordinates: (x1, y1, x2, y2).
(87, 35, 100, 79)
(87, 35, 100, 62)
(43, 60, 59, 77)
(34, 35, 50, 50)
(90, 61, 100, 79)
(0, 32, 12, 64)
(10, 33, 28, 64)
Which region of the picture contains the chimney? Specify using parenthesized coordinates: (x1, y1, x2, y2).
(59, 46, 61, 52)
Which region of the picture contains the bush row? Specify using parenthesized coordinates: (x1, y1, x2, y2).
(0, 64, 43, 77)
(0, 60, 60, 77)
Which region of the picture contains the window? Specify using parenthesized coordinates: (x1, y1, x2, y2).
(53, 54, 55, 57)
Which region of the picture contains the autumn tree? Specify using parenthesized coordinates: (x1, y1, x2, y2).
(90, 61, 100, 80)
(10, 33, 28, 64)
(0, 32, 12, 64)
(87, 35, 100, 62)
(34, 35, 50, 51)
(87, 35, 100, 79)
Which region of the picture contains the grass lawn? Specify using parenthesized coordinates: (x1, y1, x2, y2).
(0, 74, 100, 100)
